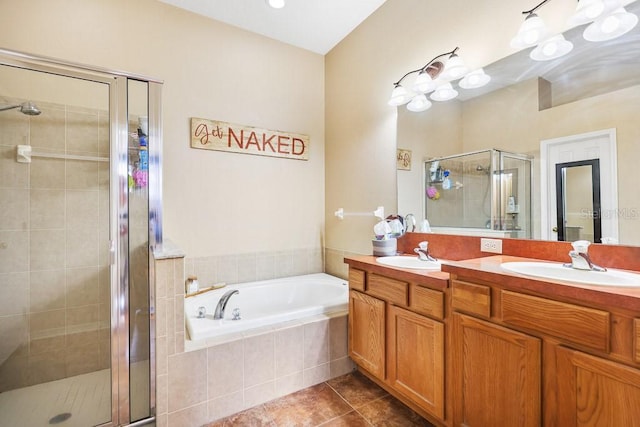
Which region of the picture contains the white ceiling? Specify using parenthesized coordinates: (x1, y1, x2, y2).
(158, 0, 387, 55)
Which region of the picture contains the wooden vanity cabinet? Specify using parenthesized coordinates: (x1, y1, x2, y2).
(388, 305, 444, 419)
(555, 346, 640, 426)
(348, 289, 385, 378)
(449, 273, 640, 427)
(347, 266, 447, 425)
(452, 312, 541, 427)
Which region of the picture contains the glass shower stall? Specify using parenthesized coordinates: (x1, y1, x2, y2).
(0, 49, 162, 426)
(424, 149, 533, 238)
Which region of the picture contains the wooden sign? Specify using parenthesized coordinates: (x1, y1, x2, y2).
(190, 118, 309, 161)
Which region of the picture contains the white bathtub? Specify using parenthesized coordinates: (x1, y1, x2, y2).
(185, 273, 348, 341)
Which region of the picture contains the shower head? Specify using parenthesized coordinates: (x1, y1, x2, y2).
(0, 101, 41, 116)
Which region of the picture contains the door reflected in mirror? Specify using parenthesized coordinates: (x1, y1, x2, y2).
(556, 160, 601, 243)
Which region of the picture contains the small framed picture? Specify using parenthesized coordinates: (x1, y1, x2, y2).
(396, 148, 412, 170)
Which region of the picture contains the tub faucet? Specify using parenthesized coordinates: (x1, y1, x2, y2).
(563, 240, 606, 272)
(213, 289, 239, 320)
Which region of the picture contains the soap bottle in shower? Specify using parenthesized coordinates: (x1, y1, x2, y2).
(442, 170, 451, 190)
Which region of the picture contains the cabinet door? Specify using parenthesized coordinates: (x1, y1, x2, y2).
(452, 313, 541, 427)
(556, 346, 640, 426)
(388, 305, 444, 420)
(349, 290, 385, 379)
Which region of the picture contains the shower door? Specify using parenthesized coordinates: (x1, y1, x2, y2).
(0, 51, 157, 426)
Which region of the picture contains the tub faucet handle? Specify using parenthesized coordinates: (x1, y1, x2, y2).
(197, 306, 206, 319)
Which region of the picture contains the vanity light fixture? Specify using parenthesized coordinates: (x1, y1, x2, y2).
(406, 94, 432, 112)
(388, 47, 490, 112)
(430, 82, 459, 102)
(266, 0, 285, 9)
(567, 0, 615, 26)
(459, 68, 491, 89)
(511, 7, 552, 49)
(530, 34, 574, 60)
(583, 6, 638, 41)
(514, 0, 638, 61)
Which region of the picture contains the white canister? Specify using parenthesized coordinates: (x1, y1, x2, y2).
(185, 276, 199, 294)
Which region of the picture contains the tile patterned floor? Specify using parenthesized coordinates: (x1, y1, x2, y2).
(205, 370, 435, 427)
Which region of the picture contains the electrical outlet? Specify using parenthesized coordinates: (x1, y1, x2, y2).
(480, 238, 503, 254)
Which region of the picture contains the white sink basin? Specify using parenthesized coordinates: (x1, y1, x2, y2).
(501, 261, 640, 287)
(376, 256, 442, 270)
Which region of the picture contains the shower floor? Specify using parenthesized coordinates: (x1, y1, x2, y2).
(0, 362, 149, 427)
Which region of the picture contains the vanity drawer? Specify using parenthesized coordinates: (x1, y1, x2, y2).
(451, 280, 491, 318)
(501, 290, 610, 352)
(349, 268, 365, 291)
(367, 274, 408, 306)
(635, 319, 640, 364)
(410, 285, 444, 320)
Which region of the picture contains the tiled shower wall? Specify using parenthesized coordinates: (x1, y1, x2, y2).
(0, 98, 111, 391)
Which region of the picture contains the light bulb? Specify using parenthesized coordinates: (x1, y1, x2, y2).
(441, 55, 469, 81)
(459, 69, 491, 89)
(430, 83, 459, 102)
(407, 94, 432, 112)
(600, 14, 621, 33)
(511, 13, 550, 48)
(542, 42, 558, 56)
(388, 85, 411, 106)
(413, 71, 436, 93)
(267, 0, 285, 9)
(530, 35, 573, 61)
(583, 7, 638, 41)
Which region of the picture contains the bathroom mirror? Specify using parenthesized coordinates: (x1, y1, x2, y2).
(397, 0, 640, 245)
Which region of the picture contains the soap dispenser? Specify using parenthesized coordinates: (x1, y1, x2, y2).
(442, 170, 451, 190)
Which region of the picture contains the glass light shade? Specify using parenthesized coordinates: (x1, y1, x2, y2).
(412, 71, 436, 93)
(459, 68, 491, 89)
(267, 0, 285, 9)
(510, 13, 551, 48)
(430, 83, 459, 102)
(530, 35, 574, 61)
(441, 55, 469, 80)
(583, 7, 638, 41)
(388, 85, 411, 106)
(567, 0, 621, 26)
(407, 94, 432, 112)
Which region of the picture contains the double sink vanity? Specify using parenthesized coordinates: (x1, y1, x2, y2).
(344, 234, 640, 427)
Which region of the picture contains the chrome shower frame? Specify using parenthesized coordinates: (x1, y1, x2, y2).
(0, 47, 163, 427)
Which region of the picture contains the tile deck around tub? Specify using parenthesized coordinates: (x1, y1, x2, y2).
(204, 370, 435, 427)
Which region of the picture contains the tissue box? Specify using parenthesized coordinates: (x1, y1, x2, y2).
(372, 238, 397, 256)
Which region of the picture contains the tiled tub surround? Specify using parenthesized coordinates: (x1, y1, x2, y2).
(154, 246, 354, 426)
(0, 97, 111, 391)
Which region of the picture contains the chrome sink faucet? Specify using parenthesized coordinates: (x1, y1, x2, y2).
(213, 289, 239, 319)
(563, 240, 607, 272)
(414, 241, 437, 262)
(404, 214, 416, 233)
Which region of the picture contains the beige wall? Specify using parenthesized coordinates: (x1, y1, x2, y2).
(0, 0, 325, 259)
